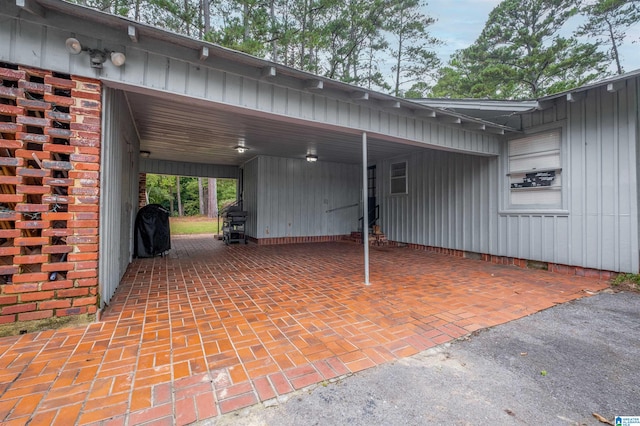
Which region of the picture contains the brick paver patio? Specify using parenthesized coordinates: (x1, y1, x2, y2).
(0, 236, 608, 425)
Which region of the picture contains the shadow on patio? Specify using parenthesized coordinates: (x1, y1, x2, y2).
(0, 235, 608, 425)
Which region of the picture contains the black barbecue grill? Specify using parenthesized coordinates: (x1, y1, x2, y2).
(222, 210, 248, 245)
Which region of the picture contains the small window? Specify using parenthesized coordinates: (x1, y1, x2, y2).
(390, 161, 407, 195)
(508, 130, 561, 207)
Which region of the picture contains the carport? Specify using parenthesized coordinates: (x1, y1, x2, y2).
(0, 0, 516, 333)
(83, 1, 513, 306)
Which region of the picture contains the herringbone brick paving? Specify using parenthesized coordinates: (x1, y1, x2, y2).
(0, 235, 607, 425)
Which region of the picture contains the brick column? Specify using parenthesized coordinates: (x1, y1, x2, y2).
(0, 63, 101, 331)
(139, 173, 147, 208)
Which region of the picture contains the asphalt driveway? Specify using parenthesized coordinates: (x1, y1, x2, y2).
(213, 290, 640, 426)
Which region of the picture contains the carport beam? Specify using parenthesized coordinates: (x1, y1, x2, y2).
(362, 132, 370, 285)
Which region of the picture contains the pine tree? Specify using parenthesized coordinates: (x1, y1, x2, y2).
(432, 0, 609, 99)
(385, 0, 441, 97)
(578, 0, 640, 75)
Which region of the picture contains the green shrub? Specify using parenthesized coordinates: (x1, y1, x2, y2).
(611, 273, 640, 289)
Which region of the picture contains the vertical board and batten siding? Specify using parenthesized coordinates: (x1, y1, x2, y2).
(382, 79, 639, 273)
(99, 89, 140, 306)
(381, 151, 499, 255)
(499, 120, 570, 265)
(0, 6, 501, 156)
(139, 159, 239, 179)
(246, 156, 360, 239)
(499, 80, 639, 272)
(242, 158, 259, 238)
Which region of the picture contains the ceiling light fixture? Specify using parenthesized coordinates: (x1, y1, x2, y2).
(140, 150, 151, 158)
(306, 154, 318, 162)
(65, 37, 126, 69)
(235, 145, 249, 153)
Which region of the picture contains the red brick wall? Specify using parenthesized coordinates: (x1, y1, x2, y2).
(251, 235, 348, 245)
(0, 63, 100, 327)
(139, 173, 147, 208)
(386, 240, 615, 280)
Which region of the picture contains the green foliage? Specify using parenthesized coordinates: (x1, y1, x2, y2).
(68, 0, 440, 96)
(207, 0, 272, 56)
(146, 173, 175, 211)
(180, 177, 202, 216)
(71, 0, 639, 101)
(145, 174, 237, 217)
(612, 273, 640, 289)
(385, 0, 441, 97)
(577, 0, 640, 75)
(432, 0, 609, 99)
(322, 0, 390, 87)
(403, 82, 433, 99)
(217, 179, 237, 206)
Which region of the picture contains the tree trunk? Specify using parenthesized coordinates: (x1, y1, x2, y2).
(203, 0, 210, 34)
(176, 176, 183, 216)
(300, 0, 308, 68)
(184, 0, 190, 36)
(394, 8, 404, 97)
(243, 3, 250, 43)
(198, 0, 203, 39)
(270, 0, 277, 61)
(198, 177, 205, 215)
(607, 18, 623, 74)
(135, 0, 140, 20)
(394, 33, 403, 96)
(169, 184, 174, 216)
(208, 178, 218, 218)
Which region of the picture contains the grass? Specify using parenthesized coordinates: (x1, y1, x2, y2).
(611, 273, 640, 291)
(170, 216, 221, 235)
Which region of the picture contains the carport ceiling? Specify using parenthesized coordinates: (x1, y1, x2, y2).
(126, 91, 435, 166)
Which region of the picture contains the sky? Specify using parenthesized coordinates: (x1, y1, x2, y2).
(424, 0, 640, 73)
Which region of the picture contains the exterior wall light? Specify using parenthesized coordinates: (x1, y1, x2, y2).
(65, 37, 126, 69)
(235, 145, 248, 153)
(306, 154, 318, 162)
(110, 52, 127, 67)
(65, 37, 82, 54)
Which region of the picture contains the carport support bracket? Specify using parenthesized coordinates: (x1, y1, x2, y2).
(362, 132, 370, 285)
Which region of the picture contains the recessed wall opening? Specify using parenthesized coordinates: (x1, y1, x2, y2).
(141, 173, 238, 242)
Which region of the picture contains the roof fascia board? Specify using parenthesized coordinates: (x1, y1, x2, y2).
(538, 69, 640, 102)
(607, 81, 625, 93)
(414, 98, 538, 112)
(15, 0, 45, 17)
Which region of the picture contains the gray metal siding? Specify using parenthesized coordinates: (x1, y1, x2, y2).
(0, 5, 501, 156)
(254, 156, 360, 238)
(382, 79, 639, 273)
(242, 158, 259, 238)
(637, 79, 640, 267)
(140, 159, 239, 179)
(510, 81, 638, 272)
(99, 88, 140, 306)
(381, 151, 498, 254)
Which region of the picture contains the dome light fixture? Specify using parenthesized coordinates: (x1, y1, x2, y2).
(306, 154, 318, 162)
(235, 145, 249, 153)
